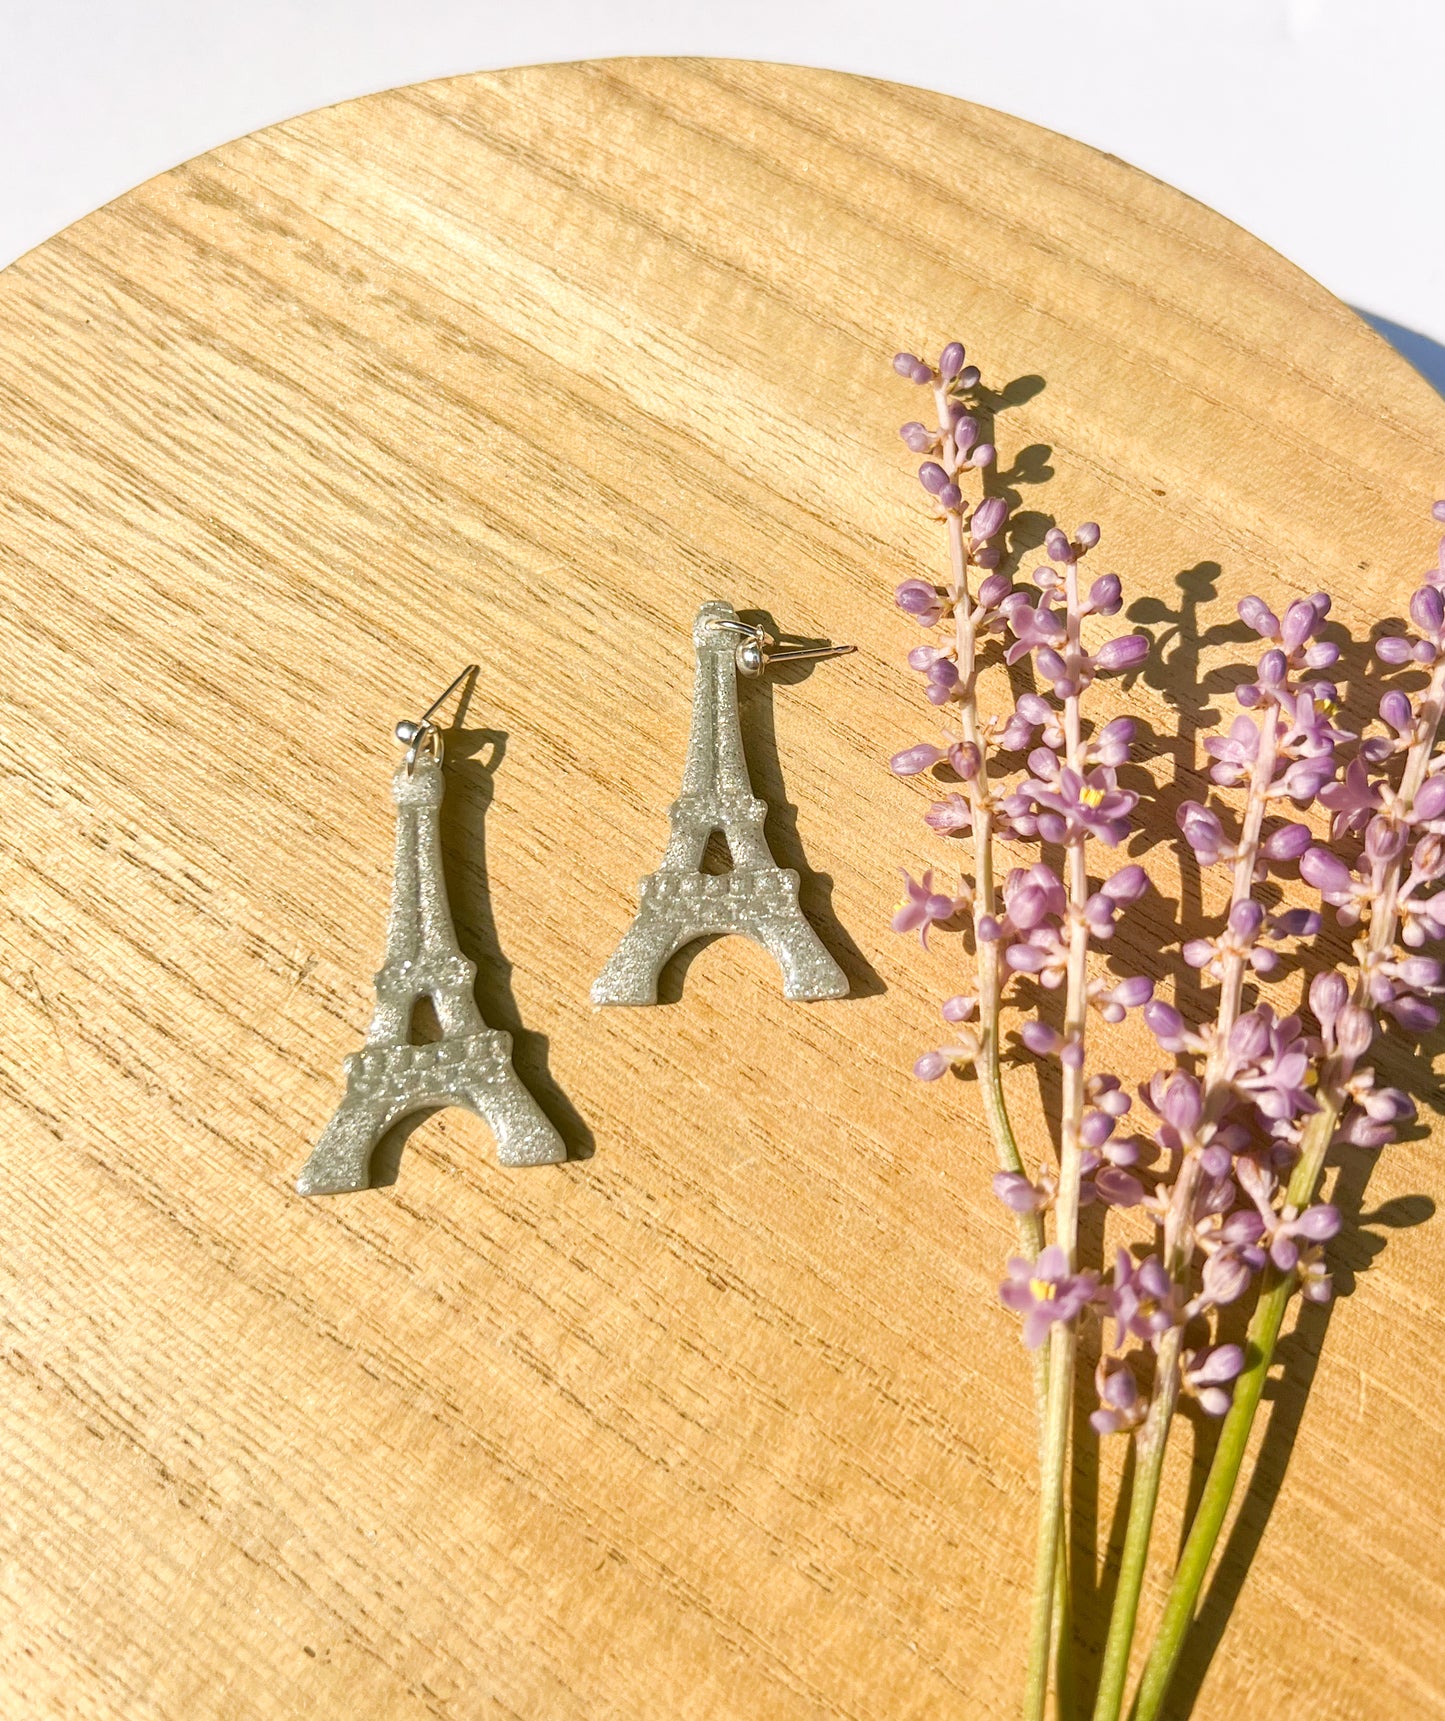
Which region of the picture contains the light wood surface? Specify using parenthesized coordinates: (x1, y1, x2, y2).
(1, 58, 1442, 1721)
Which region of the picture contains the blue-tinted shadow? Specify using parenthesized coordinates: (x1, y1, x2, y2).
(1355, 309, 1445, 398)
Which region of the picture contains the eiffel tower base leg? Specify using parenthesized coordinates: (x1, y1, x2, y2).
(296, 1033, 566, 1195)
(592, 897, 849, 1005)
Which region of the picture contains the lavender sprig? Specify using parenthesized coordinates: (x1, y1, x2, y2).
(891, 342, 1153, 1720)
(891, 344, 1023, 1222)
(1131, 503, 1445, 1720)
(1089, 591, 1339, 1719)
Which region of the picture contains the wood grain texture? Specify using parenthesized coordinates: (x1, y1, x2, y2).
(1, 57, 1442, 1721)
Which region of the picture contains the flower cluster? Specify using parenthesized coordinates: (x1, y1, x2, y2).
(887, 341, 1444, 1721)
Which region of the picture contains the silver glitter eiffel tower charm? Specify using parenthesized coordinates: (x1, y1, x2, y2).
(298, 676, 564, 1195)
(593, 601, 852, 1006)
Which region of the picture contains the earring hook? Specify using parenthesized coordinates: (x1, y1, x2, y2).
(708, 619, 857, 679)
(394, 664, 478, 772)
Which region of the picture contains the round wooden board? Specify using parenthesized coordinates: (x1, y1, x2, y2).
(2, 57, 1443, 1721)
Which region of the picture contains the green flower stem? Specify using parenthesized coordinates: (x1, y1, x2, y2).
(1132, 653, 1445, 1721)
(933, 394, 1069, 1713)
(1090, 1331, 1182, 1721)
(1129, 1095, 1337, 1721)
(1023, 560, 1091, 1721)
(1091, 693, 1280, 1721)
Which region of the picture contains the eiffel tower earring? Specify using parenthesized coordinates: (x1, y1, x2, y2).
(592, 600, 854, 1007)
(297, 668, 565, 1196)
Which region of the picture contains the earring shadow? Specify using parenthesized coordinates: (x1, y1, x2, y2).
(434, 723, 595, 1161)
(737, 608, 883, 1000)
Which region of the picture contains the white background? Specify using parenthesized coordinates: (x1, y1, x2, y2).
(4, 0, 1443, 390)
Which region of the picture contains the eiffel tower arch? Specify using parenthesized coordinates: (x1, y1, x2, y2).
(298, 754, 565, 1196)
(593, 601, 849, 1006)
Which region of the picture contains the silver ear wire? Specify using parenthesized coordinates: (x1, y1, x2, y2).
(707, 618, 856, 679)
(394, 664, 477, 772)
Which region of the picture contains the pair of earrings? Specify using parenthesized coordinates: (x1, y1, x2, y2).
(296, 600, 853, 1197)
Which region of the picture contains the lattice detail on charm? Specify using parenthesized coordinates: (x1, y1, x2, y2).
(592, 600, 849, 1005)
(298, 754, 564, 1195)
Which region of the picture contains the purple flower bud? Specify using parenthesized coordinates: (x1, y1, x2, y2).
(914, 1050, 950, 1080)
(1262, 822, 1312, 861)
(1413, 776, 1445, 821)
(1088, 574, 1123, 615)
(1080, 1110, 1115, 1148)
(1202, 1251, 1254, 1306)
(1191, 1344, 1246, 1387)
(1102, 864, 1148, 903)
(1434, 500, 1445, 522)
(1270, 908, 1321, 938)
(1178, 801, 1226, 863)
(1076, 523, 1101, 549)
(1376, 634, 1413, 664)
(1044, 527, 1073, 563)
(924, 795, 971, 833)
(1094, 1167, 1144, 1207)
(994, 1171, 1046, 1212)
(1230, 898, 1265, 941)
(892, 352, 921, 377)
(891, 743, 944, 776)
(1258, 648, 1287, 686)
(1390, 994, 1441, 1033)
(938, 482, 963, 511)
(1365, 815, 1406, 863)
(939, 341, 966, 379)
(1116, 975, 1155, 1009)
(1310, 970, 1348, 1027)
(1281, 756, 1336, 801)
(895, 578, 944, 624)
(1036, 646, 1067, 681)
(1020, 1021, 1063, 1056)
(951, 413, 978, 453)
(1335, 1004, 1374, 1062)
(1411, 585, 1445, 635)
(1300, 847, 1353, 896)
(970, 444, 996, 468)
(1397, 955, 1442, 988)
(925, 660, 960, 704)
(948, 741, 981, 780)
(1095, 634, 1150, 672)
(976, 571, 1013, 609)
(1144, 999, 1187, 1050)
(1182, 937, 1214, 968)
(1281, 599, 1319, 653)
(1060, 1037, 1085, 1070)
(1376, 688, 1410, 729)
(919, 461, 949, 495)
(1161, 1071, 1203, 1132)
(1304, 641, 1340, 669)
(899, 421, 933, 452)
(1005, 941, 1046, 972)
(1238, 596, 1279, 637)
(942, 994, 977, 1022)
(1229, 1009, 1271, 1061)
(909, 360, 933, 385)
(1294, 1203, 1341, 1241)
(1416, 639, 1439, 663)
(971, 496, 1008, 540)
(958, 365, 980, 388)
